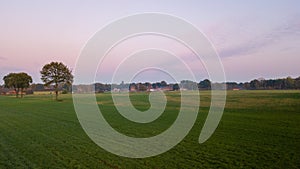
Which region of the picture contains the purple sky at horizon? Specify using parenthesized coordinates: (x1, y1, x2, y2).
(0, 0, 299, 84)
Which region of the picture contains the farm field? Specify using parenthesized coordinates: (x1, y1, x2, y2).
(0, 90, 299, 168)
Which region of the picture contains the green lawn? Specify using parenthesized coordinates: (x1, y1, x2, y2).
(0, 90, 299, 168)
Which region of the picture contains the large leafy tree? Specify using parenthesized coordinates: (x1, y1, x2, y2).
(3, 72, 33, 98)
(40, 62, 73, 100)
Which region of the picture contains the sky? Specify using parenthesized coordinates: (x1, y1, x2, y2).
(0, 0, 299, 84)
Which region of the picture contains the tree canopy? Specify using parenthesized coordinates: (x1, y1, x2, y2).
(3, 72, 32, 98)
(40, 62, 73, 100)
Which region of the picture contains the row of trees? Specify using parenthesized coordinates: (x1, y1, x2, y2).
(126, 77, 300, 91)
(73, 76, 300, 93)
(225, 77, 300, 90)
(2, 62, 73, 100)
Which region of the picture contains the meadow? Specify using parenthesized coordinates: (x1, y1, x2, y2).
(0, 90, 299, 168)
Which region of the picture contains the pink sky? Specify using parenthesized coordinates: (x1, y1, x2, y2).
(0, 0, 299, 84)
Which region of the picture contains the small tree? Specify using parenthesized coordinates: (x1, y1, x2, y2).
(3, 72, 33, 98)
(173, 83, 180, 91)
(295, 77, 300, 89)
(198, 79, 211, 90)
(40, 62, 73, 100)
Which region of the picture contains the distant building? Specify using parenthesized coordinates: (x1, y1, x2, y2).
(160, 86, 173, 91)
(129, 83, 173, 92)
(112, 88, 120, 92)
(129, 84, 137, 92)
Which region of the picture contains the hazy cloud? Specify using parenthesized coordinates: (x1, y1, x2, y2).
(214, 15, 300, 58)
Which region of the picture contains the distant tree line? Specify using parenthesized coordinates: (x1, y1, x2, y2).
(1, 67, 300, 97)
(72, 76, 300, 93)
(225, 76, 300, 90)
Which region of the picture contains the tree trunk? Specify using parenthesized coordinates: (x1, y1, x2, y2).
(55, 83, 58, 101)
(55, 90, 58, 100)
(21, 88, 24, 98)
(15, 88, 19, 98)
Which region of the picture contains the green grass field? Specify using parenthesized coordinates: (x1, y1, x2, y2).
(0, 90, 299, 168)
